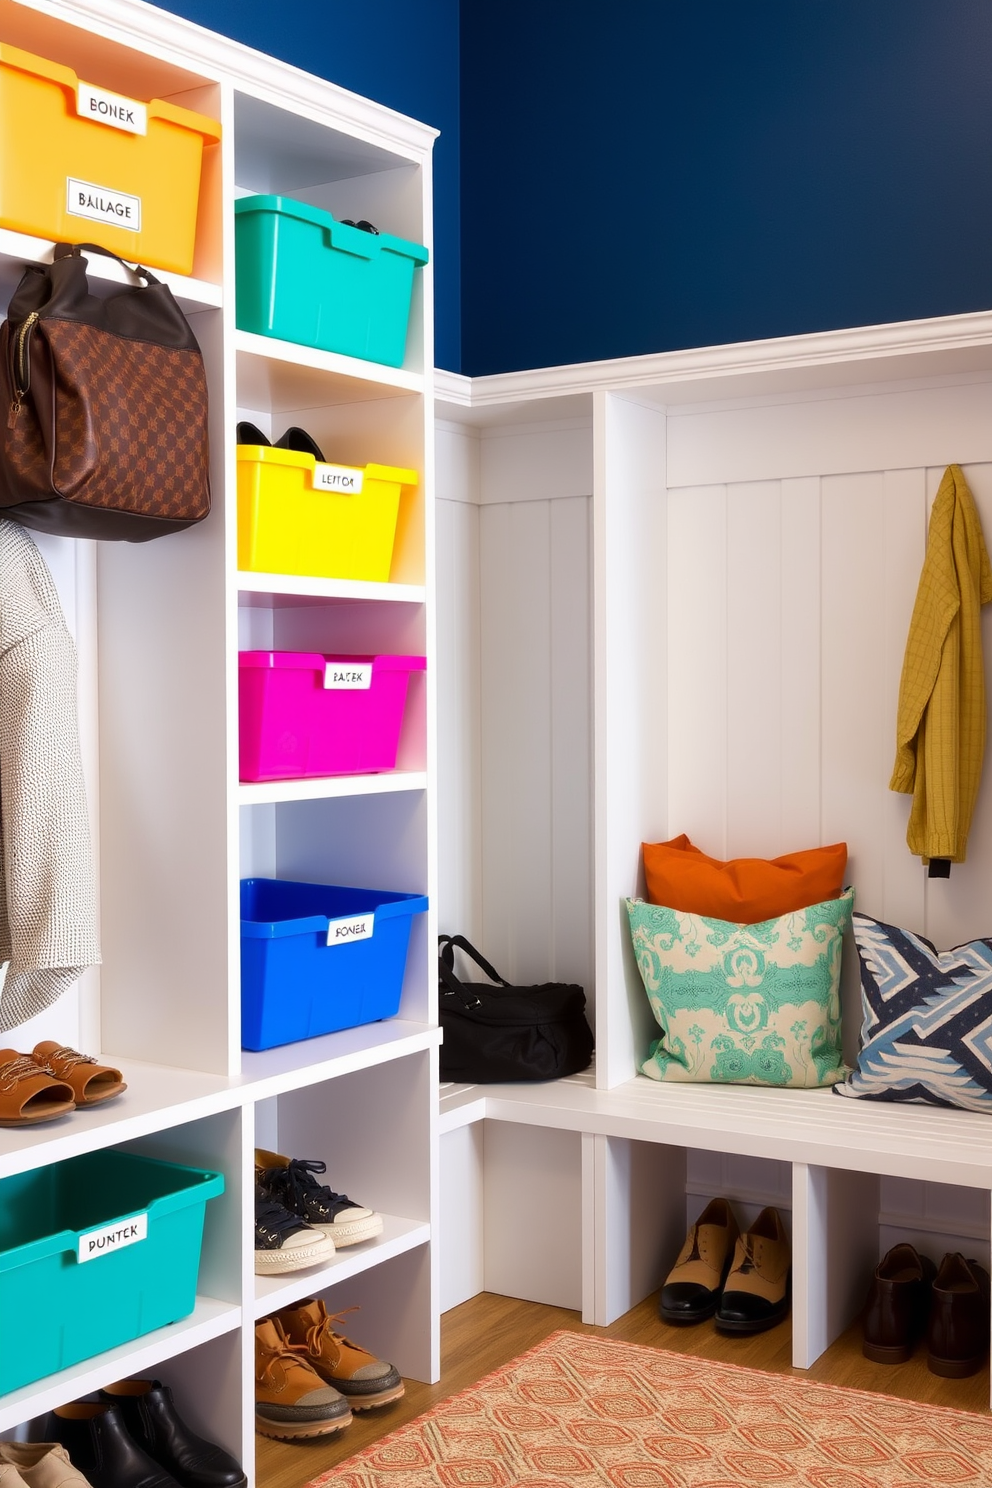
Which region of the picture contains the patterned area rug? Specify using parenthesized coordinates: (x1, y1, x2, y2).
(310, 1330, 992, 1487)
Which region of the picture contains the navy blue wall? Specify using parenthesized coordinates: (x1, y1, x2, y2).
(157, 0, 462, 370)
(460, 0, 992, 374)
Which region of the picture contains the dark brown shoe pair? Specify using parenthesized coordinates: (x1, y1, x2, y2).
(863, 1244, 990, 1377)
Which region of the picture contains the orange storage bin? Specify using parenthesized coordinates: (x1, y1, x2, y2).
(0, 44, 220, 274)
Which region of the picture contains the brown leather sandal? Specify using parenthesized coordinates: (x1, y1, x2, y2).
(31, 1043, 127, 1106)
(0, 1048, 75, 1125)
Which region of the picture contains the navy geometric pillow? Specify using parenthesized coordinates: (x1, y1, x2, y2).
(834, 911, 992, 1113)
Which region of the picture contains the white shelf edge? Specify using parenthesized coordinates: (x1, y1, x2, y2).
(239, 1021, 441, 1100)
(238, 771, 427, 806)
(0, 1027, 440, 1179)
(0, 1297, 240, 1432)
(253, 1215, 430, 1318)
(0, 229, 222, 311)
(236, 572, 426, 605)
(438, 1083, 487, 1134)
(235, 329, 424, 395)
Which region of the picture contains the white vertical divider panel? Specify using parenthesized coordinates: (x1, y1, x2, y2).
(98, 305, 233, 1075)
(549, 496, 594, 989)
(820, 472, 888, 1040)
(881, 468, 928, 931)
(483, 1121, 582, 1309)
(595, 393, 668, 1087)
(726, 482, 783, 856)
(792, 1163, 879, 1369)
(584, 1133, 686, 1326)
(666, 485, 728, 853)
(779, 478, 822, 849)
(436, 423, 483, 944)
(478, 500, 553, 979)
(439, 1122, 485, 1312)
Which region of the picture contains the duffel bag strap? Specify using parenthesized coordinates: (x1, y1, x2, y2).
(53, 240, 159, 285)
(438, 933, 509, 987)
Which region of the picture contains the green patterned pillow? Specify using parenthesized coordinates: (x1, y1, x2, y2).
(627, 888, 854, 1088)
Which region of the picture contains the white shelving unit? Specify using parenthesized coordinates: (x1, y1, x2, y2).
(0, 0, 438, 1476)
(434, 312, 992, 1407)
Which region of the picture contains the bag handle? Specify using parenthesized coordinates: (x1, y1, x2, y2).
(52, 241, 160, 285)
(438, 933, 509, 987)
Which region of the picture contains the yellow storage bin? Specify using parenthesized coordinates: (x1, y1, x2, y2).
(0, 44, 220, 274)
(237, 444, 418, 582)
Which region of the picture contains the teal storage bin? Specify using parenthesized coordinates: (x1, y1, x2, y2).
(0, 1149, 223, 1395)
(234, 195, 429, 368)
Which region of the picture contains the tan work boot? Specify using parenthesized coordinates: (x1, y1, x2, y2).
(274, 1299, 405, 1410)
(255, 1317, 352, 1439)
(715, 1206, 791, 1333)
(0, 1446, 90, 1488)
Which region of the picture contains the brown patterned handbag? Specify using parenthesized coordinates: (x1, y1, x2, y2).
(0, 242, 210, 540)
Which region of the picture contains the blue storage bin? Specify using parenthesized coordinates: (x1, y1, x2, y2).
(234, 195, 429, 368)
(241, 877, 429, 1051)
(0, 1150, 223, 1395)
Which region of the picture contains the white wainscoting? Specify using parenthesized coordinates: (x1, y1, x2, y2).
(434, 374, 992, 1313)
(436, 419, 594, 995)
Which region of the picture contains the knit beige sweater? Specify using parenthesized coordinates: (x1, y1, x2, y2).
(0, 520, 100, 1031)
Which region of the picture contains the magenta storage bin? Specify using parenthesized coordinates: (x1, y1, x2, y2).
(239, 651, 425, 781)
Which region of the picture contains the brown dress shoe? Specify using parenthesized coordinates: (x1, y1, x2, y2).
(862, 1243, 936, 1363)
(715, 1206, 790, 1334)
(659, 1197, 739, 1324)
(927, 1253, 991, 1378)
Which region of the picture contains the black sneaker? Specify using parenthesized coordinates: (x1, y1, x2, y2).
(254, 1181, 336, 1275)
(255, 1150, 384, 1248)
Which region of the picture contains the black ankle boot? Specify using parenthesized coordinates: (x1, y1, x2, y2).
(49, 1402, 182, 1488)
(100, 1381, 245, 1488)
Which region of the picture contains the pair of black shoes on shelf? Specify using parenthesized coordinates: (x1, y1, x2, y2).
(236, 422, 326, 462)
(49, 1380, 245, 1488)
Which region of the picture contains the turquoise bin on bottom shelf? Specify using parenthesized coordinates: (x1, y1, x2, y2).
(234, 195, 429, 368)
(0, 1149, 224, 1396)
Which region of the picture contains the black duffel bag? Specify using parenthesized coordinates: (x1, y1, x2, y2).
(438, 933, 594, 1083)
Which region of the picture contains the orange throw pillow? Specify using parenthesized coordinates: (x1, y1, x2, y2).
(642, 834, 848, 923)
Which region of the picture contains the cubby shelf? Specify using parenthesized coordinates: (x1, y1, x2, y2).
(240, 1020, 440, 1097)
(237, 771, 427, 806)
(0, 1058, 235, 1180)
(253, 1216, 430, 1318)
(235, 329, 423, 412)
(0, 228, 223, 312)
(237, 573, 426, 607)
(0, 1297, 241, 1436)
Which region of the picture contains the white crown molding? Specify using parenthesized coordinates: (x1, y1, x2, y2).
(435, 368, 472, 405)
(438, 310, 992, 411)
(26, 0, 438, 160)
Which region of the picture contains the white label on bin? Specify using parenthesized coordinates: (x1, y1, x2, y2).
(327, 912, 374, 947)
(324, 662, 373, 690)
(77, 82, 148, 135)
(77, 1212, 148, 1264)
(312, 463, 364, 494)
(67, 177, 142, 232)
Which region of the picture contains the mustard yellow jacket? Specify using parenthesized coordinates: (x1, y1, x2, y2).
(890, 464, 992, 863)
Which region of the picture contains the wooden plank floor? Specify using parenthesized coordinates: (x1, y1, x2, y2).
(256, 1290, 990, 1488)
